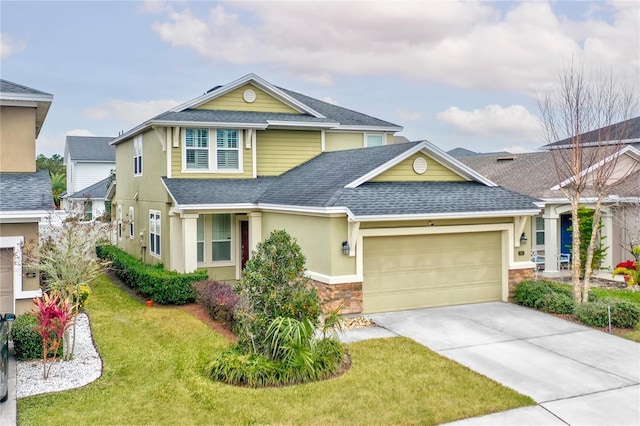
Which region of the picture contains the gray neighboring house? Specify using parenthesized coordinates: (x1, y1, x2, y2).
(63, 135, 114, 219)
(460, 117, 640, 276)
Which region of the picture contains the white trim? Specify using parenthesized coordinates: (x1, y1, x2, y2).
(0, 100, 37, 108)
(181, 127, 244, 174)
(321, 130, 326, 152)
(0, 92, 53, 103)
(352, 209, 541, 222)
(547, 139, 640, 150)
(0, 236, 43, 313)
(364, 133, 385, 148)
(265, 120, 339, 129)
(509, 260, 537, 270)
(306, 270, 362, 285)
(0, 211, 49, 223)
(333, 125, 403, 132)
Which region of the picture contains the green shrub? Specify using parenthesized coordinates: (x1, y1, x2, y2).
(540, 292, 575, 314)
(573, 298, 640, 329)
(11, 312, 63, 361)
(192, 280, 239, 323)
(96, 244, 207, 304)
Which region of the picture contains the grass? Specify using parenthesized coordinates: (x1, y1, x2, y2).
(18, 275, 534, 425)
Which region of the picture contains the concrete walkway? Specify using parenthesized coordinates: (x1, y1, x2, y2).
(341, 302, 640, 425)
(0, 343, 16, 426)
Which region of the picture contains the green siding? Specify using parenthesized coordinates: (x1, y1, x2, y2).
(371, 153, 466, 182)
(196, 84, 299, 113)
(256, 130, 322, 176)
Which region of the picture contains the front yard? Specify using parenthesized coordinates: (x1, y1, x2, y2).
(18, 275, 534, 425)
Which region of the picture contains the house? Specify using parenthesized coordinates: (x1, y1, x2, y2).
(110, 74, 540, 314)
(460, 116, 640, 276)
(0, 79, 53, 314)
(63, 135, 115, 219)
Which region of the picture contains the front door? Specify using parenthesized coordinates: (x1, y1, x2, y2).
(241, 221, 249, 271)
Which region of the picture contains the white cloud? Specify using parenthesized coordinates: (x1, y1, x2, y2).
(36, 129, 96, 157)
(83, 99, 180, 126)
(437, 104, 542, 142)
(0, 32, 26, 58)
(147, 1, 638, 93)
(396, 107, 423, 121)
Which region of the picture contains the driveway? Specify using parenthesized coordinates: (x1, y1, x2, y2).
(342, 302, 640, 425)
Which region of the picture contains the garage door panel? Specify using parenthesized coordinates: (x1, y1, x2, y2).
(363, 232, 503, 313)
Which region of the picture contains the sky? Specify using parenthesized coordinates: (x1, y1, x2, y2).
(1, 0, 639, 157)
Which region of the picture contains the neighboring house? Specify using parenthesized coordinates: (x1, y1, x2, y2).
(110, 74, 540, 314)
(63, 135, 115, 219)
(460, 116, 640, 277)
(0, 79, 53, 314)
(447, 147, 512, 158)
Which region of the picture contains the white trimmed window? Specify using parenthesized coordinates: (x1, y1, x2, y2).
(196, 214, 233, 264)
(185, 128, 209, 169)
(117, 205, 123, 239)
(149, 210, 161, 257)
(535, 216, 545, 247)
(129, 206, 135, 239)
(133, 136, 143, 176)
(365, 133, 385, 147)
(183, 129, 242, 172)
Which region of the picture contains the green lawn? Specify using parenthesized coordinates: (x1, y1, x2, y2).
(18, 275, 534, 425)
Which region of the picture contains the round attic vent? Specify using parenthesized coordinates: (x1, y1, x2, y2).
(243, 89, 256, 103)
(413, 157, 428, 174)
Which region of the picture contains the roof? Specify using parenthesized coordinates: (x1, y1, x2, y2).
(544, 116, 640, 149)
(162, 142, 539, 219)
(111, 74, 402, 145)
(65, 136, 115, 162)
(447, 147, 512, 158)
(0, 170, 53, 212)
(67, 176, 112, 200)
(0, 79, 53, 138)
(459, 148, 640, 199)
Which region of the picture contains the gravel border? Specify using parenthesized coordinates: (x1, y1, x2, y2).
(16, 313, 102, 398)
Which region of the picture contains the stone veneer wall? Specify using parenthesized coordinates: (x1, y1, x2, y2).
(508, 268, 535, 300)
(310, 280, 363, 314)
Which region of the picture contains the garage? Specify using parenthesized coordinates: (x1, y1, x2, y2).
(363, 231, 503, 313)
(0, 248, 14, 314)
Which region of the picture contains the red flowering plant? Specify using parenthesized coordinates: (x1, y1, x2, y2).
(612, 260, 640, 287)
(32, 292, 74, 379)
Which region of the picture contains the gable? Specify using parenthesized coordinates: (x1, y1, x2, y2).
(371, 152, 468, 183)
(195, 83, 299, 114)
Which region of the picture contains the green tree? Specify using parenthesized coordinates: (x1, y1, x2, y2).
(50, 172, 66, 209)
(568, 207, 607, 278)
(36, 154, 65, 175)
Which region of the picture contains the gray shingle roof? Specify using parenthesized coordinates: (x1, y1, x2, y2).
(153, 109, 336, 125)
(68, 176, 111, 200)
(0, 79, 52, 96)
(162, 177, 278, 205)
(66, 136, 115, 161)
(544, 116, 640, 148)
(0, 170, 53, 211)
(162, 142, 539, 216)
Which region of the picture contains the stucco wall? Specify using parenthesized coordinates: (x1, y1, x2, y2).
(0, 106, 36, 172)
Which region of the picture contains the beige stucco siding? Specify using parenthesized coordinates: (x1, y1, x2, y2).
(372, 153, 466, 182)
(0, 106, 36, 172)
(256, 130, 322, 176)
(196, 84, 299, 114)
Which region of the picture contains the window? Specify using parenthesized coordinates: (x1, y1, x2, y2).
(365, 133, 385, 147)
(211, 214, 232, 261)
(196, 214, 234, 264)
(129, 207, 135, 239)
(117, 205, 123, 239)
(535, 216, 545, 246)
(149, 210, 161, 257)
(216, 129, 239, 170)
(133, 136, 143, 176)
(83, 202, 93, 221)
(185, 128, 209, 169)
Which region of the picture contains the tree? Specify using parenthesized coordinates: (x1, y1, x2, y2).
(50, 172, 66, 210)
(539, 61, 638, 303)
(36, 154, 65, 175)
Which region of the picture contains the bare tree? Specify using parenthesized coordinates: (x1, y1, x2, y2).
(539, 61, 637, 302)
(612, 199, 640, 262)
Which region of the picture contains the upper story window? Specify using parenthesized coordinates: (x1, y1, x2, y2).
(183, 128, 242, 173)
(133, 136, 143, 176)
(365, 133, 385, 147)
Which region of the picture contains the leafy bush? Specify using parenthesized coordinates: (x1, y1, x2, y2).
(514, 280, 572, 309)
(573, 298, 640, 329)
(192, 280, 239, 323)
(540, 292, 575, 314)
(233, 230, 321, 355)
(96, 244, 207, 304)
(11, 313, 63, 361)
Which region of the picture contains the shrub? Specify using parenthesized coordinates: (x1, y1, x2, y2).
(11, 313, 63, 361)
(573, 298, 640, 329)
(192, 280, 239, 323)
(96, 244, 207, 304)
(210, 348, 283, 387)
(540, 292, 575, 314)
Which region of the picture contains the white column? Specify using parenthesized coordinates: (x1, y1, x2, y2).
(543, 214, 559, 273)
(181, 213, 199, 273)
(602, 209, 613, 270)
(248, 212, 262, 255)
(169, 212, 183, 272)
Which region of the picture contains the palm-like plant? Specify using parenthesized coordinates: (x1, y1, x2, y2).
(50, 172, 66, 209)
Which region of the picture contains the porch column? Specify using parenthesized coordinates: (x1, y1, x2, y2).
(543, 214, 559, 274)
(602, 209, 613, 270)
(181, 213, 199, 273)
(169, 212, 184, 272)
(247, 212, 262, 255)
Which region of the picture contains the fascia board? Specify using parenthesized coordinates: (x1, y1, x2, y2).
(152, 120, 268, 130)
(170, 74, 326, 118)
(352, 209, 541, 222)
(0, 100, 38, 107)
(0, 210, 50, 222)
(0, 92, 53, 103)
(265, 120, 340, 129)
(333, 125, 404, 132)
(546, 139, 640, 150)
(175, 203, 259, 211)
(257, 203, 350, 216)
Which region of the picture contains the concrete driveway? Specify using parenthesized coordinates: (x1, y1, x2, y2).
(342, 302, 640, 425)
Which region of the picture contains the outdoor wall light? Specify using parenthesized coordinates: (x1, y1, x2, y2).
(342, 241, 350, 255)
(520, 232, 528, 243)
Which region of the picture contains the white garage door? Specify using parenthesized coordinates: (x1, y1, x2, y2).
(363, 232, 503, 313)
